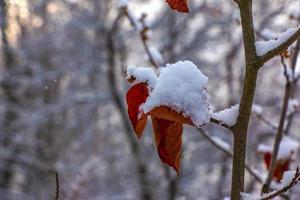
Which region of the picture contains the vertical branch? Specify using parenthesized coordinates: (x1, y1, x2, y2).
(0, 0, 13, 68)
(261, 57, 292, 193)
(106, 13, 152, 200)
(55, 171, 59, 200)
(231, 1, 260, 199)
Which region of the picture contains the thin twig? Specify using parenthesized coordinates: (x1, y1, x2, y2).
(210, 117, 233, 131)
(122, 7, 159, 68)
(262, 57, 293, 193)
(197, 128, 263, 183)
(55, 171, 59, 200)
(253, 113, 277, 130)
(261, 167, 300, 200)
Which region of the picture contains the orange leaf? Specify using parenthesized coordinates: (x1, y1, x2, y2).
(166, 0, 189, 13)
(151, 117, 183, 174)
(148, 105, 193, 126)
(126, 83, 149, 138)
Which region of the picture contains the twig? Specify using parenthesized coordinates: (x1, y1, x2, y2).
(260, 167, 300, 200)
(197, 128, 263, 183)
(55, 171, 59, 200)
(262, 57, 293, 194)
(257, 28, 300, 65)
(106, 10, 153, 200)
(210, 117, 233, 131)
(122, 7, 159, 68)
(252, 113, 277, 131)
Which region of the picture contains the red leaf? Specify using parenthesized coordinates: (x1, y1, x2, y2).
(148, 105, 193, 126)
(166, 0, 189, 13)
(126, 83, 149, 138)
(273, 160, 290, 182)
(263, 152, 291, 182)
(263, 152, 272, 169)
(151, 117, 183, 174)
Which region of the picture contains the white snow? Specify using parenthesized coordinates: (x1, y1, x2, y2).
(281, 170, 296, 187)
(256, 27, 300, 56)
(127, 66, 158, 88)
(149, 47, 163, 65)
(287, 99, 300, 115)
(258, 136, 300, 161)
(211, 136, 231, 151)
(241, 192, 259, 200)
(143, 60, 210, 127)
(252, 103, 263, 114)
(241, 170, 297, 200)
(118, 0, 128, 7)
(211, 104, 239, 127)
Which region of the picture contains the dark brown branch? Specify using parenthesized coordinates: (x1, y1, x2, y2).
(257, 28, 300, 65)
(210, 117, 233, 130)
(55, 171, 59, 200)
(231, 1, 259, 199)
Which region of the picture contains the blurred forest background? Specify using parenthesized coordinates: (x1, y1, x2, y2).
(0, 0, 300, 199)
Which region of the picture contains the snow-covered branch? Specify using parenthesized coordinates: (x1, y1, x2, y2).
(257, 27, 300, 65)
(121, 6, 162, 68)
(241, 167, 300, 200)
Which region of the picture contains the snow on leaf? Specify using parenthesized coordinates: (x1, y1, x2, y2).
(126, 60, 211, 173)
(126, 82, 149, 138)
(143, 60, 210, 127)
(255, 26, 300, 56)
(166, 0, 189, 13)
(127, 66, 158, 89)
(211, 104, 239, 127)
(151, 117, 182, 174)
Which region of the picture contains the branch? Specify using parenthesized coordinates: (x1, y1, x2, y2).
(122, 7, 160, 68)
(197, 128, 263, 184)
(210, 117, 233, 131)
(260, 167, 300, 200)
(55, 171, 59, 200)
(262, 58, 293, 194)
(257, 28, 300, 65)
(252, 113, 277, 131)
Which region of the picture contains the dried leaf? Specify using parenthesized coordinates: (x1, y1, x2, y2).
(274, 160, 290, 182)
(151, 117, 182, 174)
(148, 105, 193, 126)
(126, 83, 149, 138)
(263, 152, 291, 182)
(166, 0, 189, 13)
